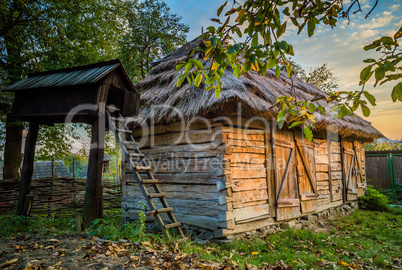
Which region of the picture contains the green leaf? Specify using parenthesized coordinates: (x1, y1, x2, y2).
(214, 53, 226, 65)
(276, 22, 287, 38)
(189, 59, 203, 69)
(283, 7, 290, 16)
(175, 63, 185, 71)
(215, 81, 222, 98)
(307, 19, 316, 37)
(275, 65, 281, 78)
(288, 121, 303, 129)
(194, 73, 203, 87)
(361, 103, 370, 117)
(363, 58, 376, 63)
(317, 106, 326, 115)
(303, 126, 313, 141)
(338, 105, 351, 119)
(360, 66, 372, 82)
(278, 40, 288, 50)
(251, 34, 258, 48)
(217, 1, 227, 16)
(392, 82, 402, 102)
(176, 76, 186, 87)
(308, 103, 316, 113)
(184, 63, 192, 73)
(247, 20, 255, 36)
(364, 91, 376, 106)
(277, 110, 287, 129)
(267, 58, 276, 69)
(234, 64, 241, 77)
(375, 67, 385, 82)
(210, 37, 218, 47)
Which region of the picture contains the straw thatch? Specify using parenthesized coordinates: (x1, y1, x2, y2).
(135, 38, 383, 142)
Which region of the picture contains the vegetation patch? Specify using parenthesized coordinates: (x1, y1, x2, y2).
(0, 208, 401, 269)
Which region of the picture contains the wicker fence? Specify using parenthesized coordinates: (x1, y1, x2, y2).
(365, 150, 402, 189)
(0, 177, 121, 215)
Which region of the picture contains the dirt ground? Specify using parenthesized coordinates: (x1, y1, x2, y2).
(0, 234, 287, 270)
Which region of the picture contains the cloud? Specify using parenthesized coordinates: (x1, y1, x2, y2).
(358, 15, 395, 29)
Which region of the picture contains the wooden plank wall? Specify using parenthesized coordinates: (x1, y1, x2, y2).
(215, 126, 275, 237)
(313, 139, 344, 211)
(122, 123, 227, 231)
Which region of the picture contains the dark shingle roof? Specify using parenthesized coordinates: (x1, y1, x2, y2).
(3, 59, 134, 92)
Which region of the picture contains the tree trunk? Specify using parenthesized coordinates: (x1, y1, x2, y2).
(3, 115, 23, 180)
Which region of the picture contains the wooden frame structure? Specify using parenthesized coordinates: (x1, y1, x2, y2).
(4, 59, 139, 226)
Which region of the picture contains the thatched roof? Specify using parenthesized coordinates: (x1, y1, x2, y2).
(135, 38, 383, 142)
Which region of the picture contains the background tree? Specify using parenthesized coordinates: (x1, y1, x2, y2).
(290, 61, 339, 93)
(0, 0, 136, 179)
(120, 0, 189, 81)
(365, 139, 402, 151)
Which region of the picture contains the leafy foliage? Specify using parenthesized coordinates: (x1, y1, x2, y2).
(379, 185, 402, 206)
(359, 186, 390, 211)
(88, 203, 148, 242)
(120, 0, 189, 81)
(35, 124, 82, 162)
(360, 34, 402, 102)
(0, 0, 135, 85)
(364, 138, 402, 151)
(176, 0, 398, 141)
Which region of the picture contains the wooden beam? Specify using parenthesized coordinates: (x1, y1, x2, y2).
(83, 114, 106, 228)
(327, 139, 334, 202)
(17, 122, 39, 215)
(265, 127, 275, 217)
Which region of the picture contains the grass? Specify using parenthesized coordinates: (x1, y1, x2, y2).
(0, 208, 401, 269)
(179, 208, 402, 269)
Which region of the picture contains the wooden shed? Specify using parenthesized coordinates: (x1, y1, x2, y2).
(4, 59, 139, 226)
(122, 39, 383, 238)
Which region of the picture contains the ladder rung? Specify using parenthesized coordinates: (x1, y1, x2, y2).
(123, 140, 138, 146)
(107, 106, 121, 112)
(109, 116, 125, 122)
(117, 128, 132, 134)
(165, 222, 181, 229)
(156, 207, 173, 214)
(135, 166, 152, 172)
(130, 153, 145, 159)
(142, 179, 158, 184)
(149, 193, 165, 198)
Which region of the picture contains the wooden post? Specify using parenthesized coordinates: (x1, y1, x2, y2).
(72, 158, 76, 178)
(83, 114, 105, 228)
(339, 137, 347, 203)
(51, 158, 55, 177)
(17, 122, 39, 215)
(327, 139, 334, 202)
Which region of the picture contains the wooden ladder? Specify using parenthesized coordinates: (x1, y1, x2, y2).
(106, 106, 185, 239)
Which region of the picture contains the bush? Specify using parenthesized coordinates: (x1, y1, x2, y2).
(359, 186, 390, 211)
(379, 184, 402, 205)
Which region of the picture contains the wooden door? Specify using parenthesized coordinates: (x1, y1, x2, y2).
(295, 136, 319, 213)
(273, 130, 301, 221)
(342, 141, 364, 201)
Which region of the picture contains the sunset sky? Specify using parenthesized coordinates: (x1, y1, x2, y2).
(165, 0, 402, 140)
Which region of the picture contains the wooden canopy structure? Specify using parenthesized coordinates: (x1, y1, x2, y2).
(3, 59, 139, 226)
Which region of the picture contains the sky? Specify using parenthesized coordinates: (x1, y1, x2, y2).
(165, 0, 402, 140)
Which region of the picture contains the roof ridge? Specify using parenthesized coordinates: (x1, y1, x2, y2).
(28, 59, 121, 77)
